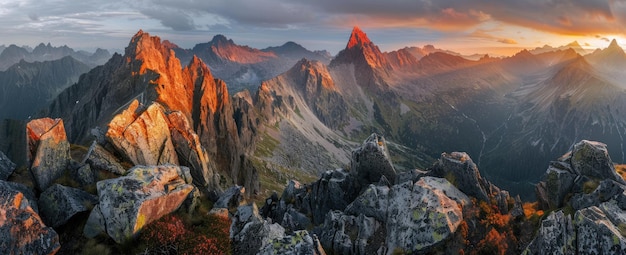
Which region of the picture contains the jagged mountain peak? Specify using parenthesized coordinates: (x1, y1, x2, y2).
(289, 58, 334, 89)
(210, 34, 234, 45)
(567, 41, 582, 48)
(332, 26, 389, 70)
(347, 26, 372, 49)
(608, 39, 622, 51)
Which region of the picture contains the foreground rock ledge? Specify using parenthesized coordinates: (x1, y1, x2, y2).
(84, 165, 194, 243)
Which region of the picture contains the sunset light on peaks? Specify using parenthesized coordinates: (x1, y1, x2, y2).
(1, 1, 626, 56)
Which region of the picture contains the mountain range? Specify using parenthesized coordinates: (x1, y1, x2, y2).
(2, 27, 626, 254)
(0, 43, 111, 71)
(3, 27, 626, 200)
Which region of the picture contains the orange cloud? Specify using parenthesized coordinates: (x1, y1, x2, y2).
(469, 29, 518, 44)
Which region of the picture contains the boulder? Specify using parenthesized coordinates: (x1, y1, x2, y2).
(83, 141, 126, 175)
(167, 111, 221, 193)
(26, 118, 71, 191)
(536, 165, 576, 209)
(345, 182, 390, 222)
(429, 151, 496, 202)
(0, 180, 60, 254)
(574, 206, 626, 254)
(281, 207, 311, 233)
(0, 150, 15, 180)
(523, 210, 576, 255)
(351, 133, 397, 186)
(38, 184, 98, 228)
(83, 165, 194, 243)
(261, 180, 308, 227)
(258, 230, 326, 255)
(301, 168, 359, 225)
(315, 210, 383, 255)
(570, 179, 626, 210)
(536, 140, 626, 210)
(570, 140, 625, 184)
(106, 101, 178, 166)
(213, 185, 246, 211)
(231, 203, 287, 255)
(72, 163, 96, 187)
(386, 177, 469, 253)
(0, 180, 38, 213)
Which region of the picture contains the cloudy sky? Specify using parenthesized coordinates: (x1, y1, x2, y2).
(1, 0, 626, 55)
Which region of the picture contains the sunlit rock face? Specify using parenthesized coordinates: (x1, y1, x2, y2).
(84, 165, 194, 244)
(0, 180, 60, 254)
(26, 118, 70, 191)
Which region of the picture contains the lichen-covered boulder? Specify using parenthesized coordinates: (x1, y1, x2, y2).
(231, 203, 287, 255)
(575, 206, 626, 254)
(386, 177, 469, 253)
(536, 164, 577, 209)
(259, 230, 326, 255)
(38, 184, 98, 228)
(106, 101, 178, 166)
(301, 168, 359, 225)
(570, 179, 626, 210)
(570, 140, 625, 183)
(83, 165, 194, 243)
(344, 182, 390, 222)
(523, 210, 576, 255)
(26, 118, 71, 191)
(429, 151, 496, 202)
(536, 140, 626, 210)
(315, 210, 382, 255)
(83, 141, 126, 175)
(0, 180, 60, 254)
(351, 133, 397, 186)
(0, 150, 15, 180)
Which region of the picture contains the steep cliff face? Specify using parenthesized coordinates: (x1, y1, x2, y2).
(44, 30, 254, 192)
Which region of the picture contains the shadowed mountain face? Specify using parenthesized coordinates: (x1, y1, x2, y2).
(0, 56, 91, 120)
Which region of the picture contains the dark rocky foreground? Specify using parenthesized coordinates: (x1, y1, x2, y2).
(2, 117, 625, 254)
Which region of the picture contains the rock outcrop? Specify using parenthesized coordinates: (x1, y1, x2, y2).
(0, 151, 15, 180)
(167, 111, 221, 193)
(106, 101, 178, 166)
(258, 230, 326, 255)
(26, 118, 71, 191)
(38, 184, 98, 228)
(315, 210, 383, 254)
(231, 203, 325, 255)
(429, 151, 497, 202)
(302, 168, 359, 225)
(84, 165, 194, 243)
(386, 177, 469, 253)
(523, 210, 576, 255)
(0, 180, 60, 254)
(536, 140, 626, 209)
(526, 140, 626, 254)
(351, 133, 397, 186)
